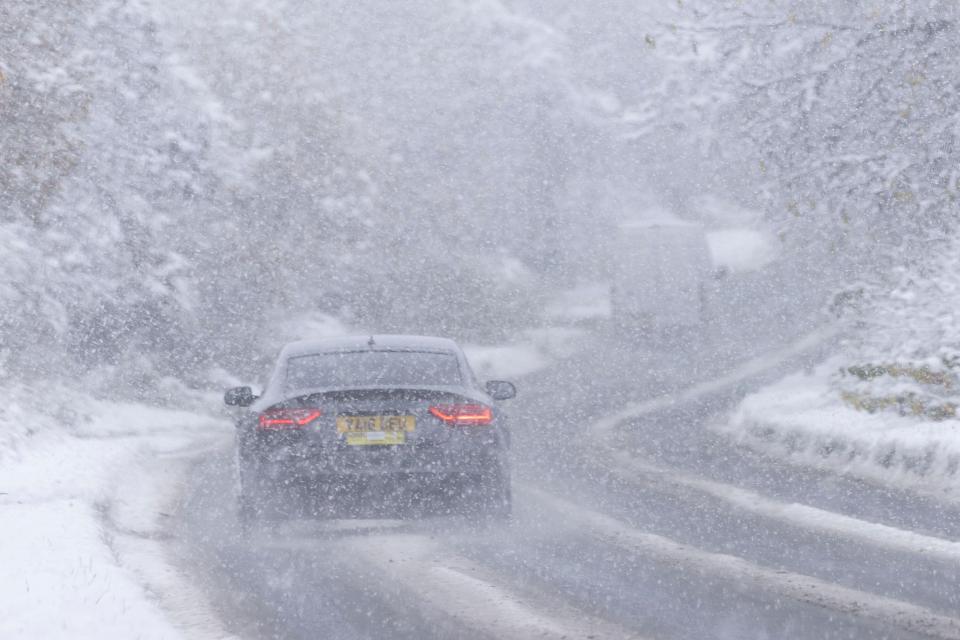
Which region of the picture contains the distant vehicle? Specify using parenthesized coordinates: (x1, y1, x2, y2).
(224, 335, 516, 525)
(610, 219, 714, 332)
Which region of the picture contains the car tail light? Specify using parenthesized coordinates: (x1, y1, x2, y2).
(429, 404, 492, 426)
(258, 408, 322, 430)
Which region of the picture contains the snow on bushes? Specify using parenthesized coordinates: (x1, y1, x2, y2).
(723, 362, 960, 494)
(725, 234, 960, 491)
(835, 234, 960, 423)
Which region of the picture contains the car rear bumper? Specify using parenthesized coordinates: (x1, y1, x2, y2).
(251, 445, 506, 480)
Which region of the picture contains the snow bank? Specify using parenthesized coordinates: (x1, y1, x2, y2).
(719, 363, 960, 494)
(706, 228, 776, 274)
(543, 282, 611, 323)
(463, 327, 587, 380)
(0, 384, 234, 639)
(264, 310, 350, 355)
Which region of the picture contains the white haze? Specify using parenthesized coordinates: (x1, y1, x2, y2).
(2, 1, 960, 639)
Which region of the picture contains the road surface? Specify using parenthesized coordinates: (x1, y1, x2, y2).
(173, 328, 960, 640)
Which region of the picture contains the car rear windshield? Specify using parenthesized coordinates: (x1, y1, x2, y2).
(285, 350, 462, 391)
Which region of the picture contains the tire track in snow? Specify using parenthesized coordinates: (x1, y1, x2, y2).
(591, 447, 960, 566)
(589, 325, 839, 436)
(583, 319, 960, 575)
(331, 533, 642, 640)
(523, 485, 960, 640)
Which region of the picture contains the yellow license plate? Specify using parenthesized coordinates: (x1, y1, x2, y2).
(336, 415, 415, 446)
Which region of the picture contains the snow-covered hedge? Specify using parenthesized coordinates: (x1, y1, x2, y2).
(722, 363, 960, 493)
(834, 235, 960, 420)
(724, 234, 960, 491)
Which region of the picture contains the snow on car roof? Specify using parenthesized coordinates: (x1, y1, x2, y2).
(281, 334, 460, 357)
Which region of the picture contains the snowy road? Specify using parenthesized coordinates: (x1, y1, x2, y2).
(174, 332, 960, 639)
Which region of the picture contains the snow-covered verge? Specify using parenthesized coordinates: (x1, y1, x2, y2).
(0, 384, 234, 639)
(542, 283, 611, 324)
(718, 361, 960, 495)
(720, 231, 960, 496)
(463, 327, 587, 380)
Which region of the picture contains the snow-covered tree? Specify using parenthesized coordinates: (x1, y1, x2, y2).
(653, 1, 960, 275)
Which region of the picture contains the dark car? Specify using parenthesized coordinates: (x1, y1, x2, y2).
(224, 335, 516, 524)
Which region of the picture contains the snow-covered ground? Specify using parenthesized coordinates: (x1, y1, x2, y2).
(719, 361, 960, 496)
(0, 384, 233, 639)
(706, 228, 776, 274)
(463, 327, 588, 380)
(0, 317, 585, 638)
(542, 282, 611, 324)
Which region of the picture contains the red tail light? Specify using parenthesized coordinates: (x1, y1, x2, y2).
(258, 408, 322, 430)
(429, 404, 492, 426)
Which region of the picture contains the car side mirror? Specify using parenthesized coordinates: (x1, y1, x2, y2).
(485, 380, 516, 401)
(224, 386, 256, 407)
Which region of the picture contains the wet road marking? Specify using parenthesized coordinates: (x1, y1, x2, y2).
(342, 534, 644, 640)
(597, 449, 960, 565)
(590, 326, 838, 436)
(524, 485, 960, 640)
